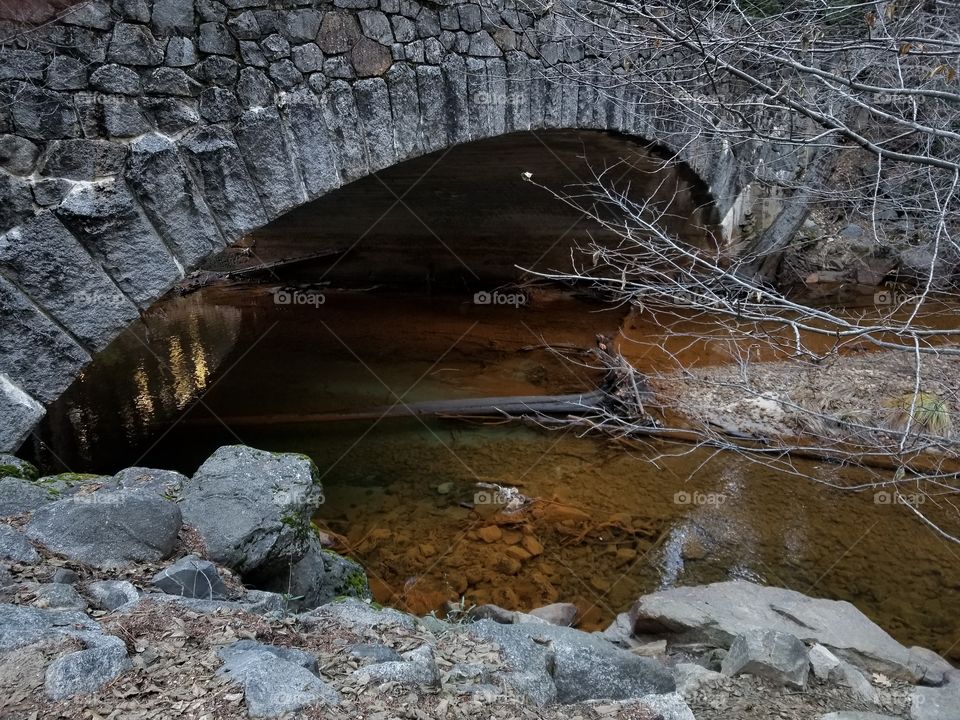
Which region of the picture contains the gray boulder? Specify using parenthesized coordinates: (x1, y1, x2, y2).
(0, 565, 11, 587)
(219, 640, 318, 673)
(113, 467, 187, 498)
(26, 489, 182, 568)
(301, 597, 416, 631)
(261, 535, 368, 610)
(820, 714, 902, 720)
(673, 662, 724, 697)
(355, 643, 440, 687)
(86, 580, 140, 611)
(179, 446, 324, 576)
(630, 581, 922, 681)
(44, 633, 131, 700)
(911, 681, 960, 720)
(152, 555, 229, 600)
(0, 454, 38, 480)
(526, 602, 577, 626)
(0, 477, 54, 517)
(346, 643, 403, 664)
(0, 603, 98, 651)
(218, 642, 340, 717)
(32, 583, 87, 610)
(721, 628, 809, 689)
(0, 523, 39, 563)
(467, 618, 675, 706)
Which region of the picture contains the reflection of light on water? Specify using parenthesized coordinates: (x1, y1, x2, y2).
(132, 361, 156, 419)
(659, 525, 686, 590)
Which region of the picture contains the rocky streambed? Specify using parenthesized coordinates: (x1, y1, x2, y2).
(0, 446, 957, 720)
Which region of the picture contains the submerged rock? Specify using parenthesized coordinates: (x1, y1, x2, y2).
(179, 446, 323, 576)
(26, 489, 181, 568)
(629, 581, 923, 681)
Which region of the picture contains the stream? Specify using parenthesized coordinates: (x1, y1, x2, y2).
(32, 283, 960, 659)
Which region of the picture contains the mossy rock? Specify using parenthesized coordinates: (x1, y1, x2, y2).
(0, 454, 39, 481)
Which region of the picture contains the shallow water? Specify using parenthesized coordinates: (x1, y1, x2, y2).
(34, 285, 960, 658)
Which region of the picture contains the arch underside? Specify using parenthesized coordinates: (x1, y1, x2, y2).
(0, 0, 745, 452)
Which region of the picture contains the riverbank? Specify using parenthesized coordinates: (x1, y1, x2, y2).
(1, 447, 957, 719)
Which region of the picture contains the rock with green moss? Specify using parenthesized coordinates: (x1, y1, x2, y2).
(178, 445, 324, 576)
(0, 454, 39, 481)
(35, 473, 111, 496)
(260, 535, 370, 612)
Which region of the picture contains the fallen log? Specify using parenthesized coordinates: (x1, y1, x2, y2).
(182, 390, 608, 427)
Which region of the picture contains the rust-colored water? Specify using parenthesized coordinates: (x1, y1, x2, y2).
(34, 285, 960, 658)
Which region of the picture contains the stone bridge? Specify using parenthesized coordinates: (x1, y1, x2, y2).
(0, 0, 770, 452)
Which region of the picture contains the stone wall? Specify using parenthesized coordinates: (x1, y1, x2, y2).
(0, 0, 764, 451)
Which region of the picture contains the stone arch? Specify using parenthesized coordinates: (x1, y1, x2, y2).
(0, 0, 746, 451)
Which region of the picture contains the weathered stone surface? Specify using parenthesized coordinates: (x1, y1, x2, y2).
(142, 97, 200, 133)
(101, 96, 153, 138)
(113, 466, 187, 498)
(0, 211, 139, 349)
(219, 640, 318, 672)
(630, 581, 922, 681)
(353, 77, 395, 171)
(86, 579, 140, 610)
(467, 619, 676, 706)
(8, 83, 80, 140)
(0, 381, 46, 455)
(261, 33, 291, 61)
(90, 64, 142, 95)
(0, 523, 39, 564)
(145, 67, 202, 96)
(527, 602, 577, 626)
(721, 629, 809, 689)
(218, 642, 340, 717)
(359, 10, 393, 44)
(282, 8, 322, 42)
(0, 275, 91, 404)
(179, 446, 323, 575)
(291, 43, 323, 73)
(39, 138, 127, 180)
(45, 633, 132, 700)
(0, 135, 38, 176)
(347, 643, 403, 664)
(199, 86, 241, 122)
(384, 62, 419, 160)
(415, 65, 446, 153)
(152, 0, 195, 34)
(232, 106, 305, 218)
(910, 682, 960, 720)
(281, 90, 341, 197)
(237, 67, 275, 107)
(820, 714, 899, 720)
(267, 59, 303, 89)
(32, 582, 88, 610)
(62, 1, 113, 30)
(318, 11, 361, 54)
(228, 10, 261, 39)
(0, 50, 45, 83)
(56, 181, 182, 308)
(441, 54, 470, 145)
(0, 603, 98, 651)
(261, 535, 369, 611)
(198, 22, 237, 55)
(45, 56, 88, 91)
(26, 489, 182, 568)
(125, 132, 225, 269)
(356, 643, 440, 687)
(153, 555, 229, 600)
(505, 51, 531, 132)
(116, 0, 151, 22)
(165, 37, 198, 67)
(322, 80, 369, 181)
(180, 126, 267, 240)
(351, 37, 392, 77)
(301, 597, 416, 632)
(0, 171, 33, 233)
(109, 23, 165, 66)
